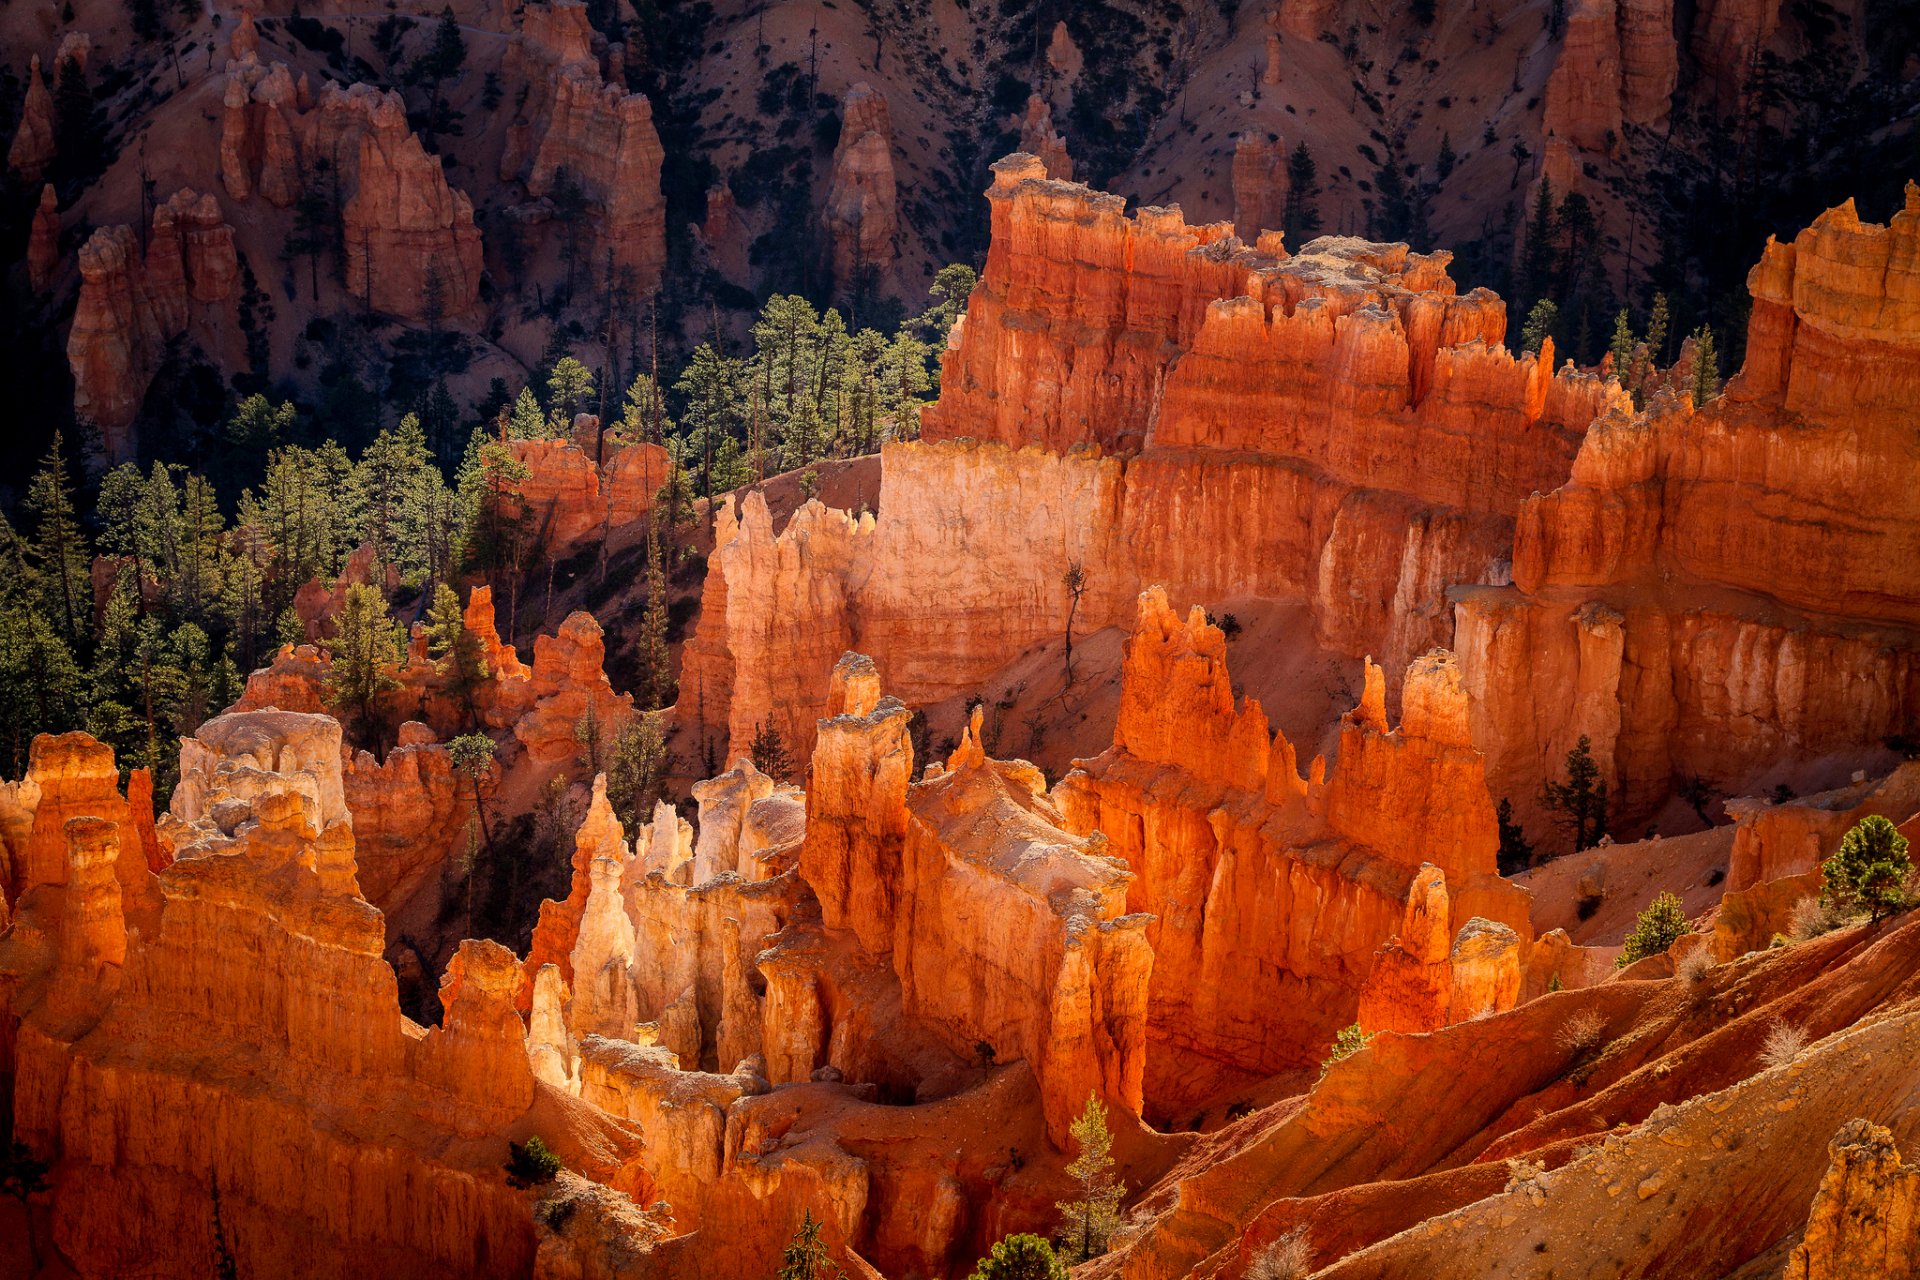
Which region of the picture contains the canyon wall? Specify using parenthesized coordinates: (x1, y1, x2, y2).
(1459, 184, 1920, 838)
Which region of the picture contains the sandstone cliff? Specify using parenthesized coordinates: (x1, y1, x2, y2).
(1459, 185, 1920, 840)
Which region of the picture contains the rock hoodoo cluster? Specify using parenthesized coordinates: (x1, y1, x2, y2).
(221, 56, 483, 319)
(502, 0, 666, 294)
(67, 190, 239, 461)
(1460, 182, 1920, 835)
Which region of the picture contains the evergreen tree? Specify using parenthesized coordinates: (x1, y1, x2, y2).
(508, 386, 548, 439)
(777, 1209, 843, 1280)
(357, 414, 441, 588)
(1690, 325, 1721, 403)
(750, 718, 795, 783)
(919, 264, 977, 350)
(1496, 797, 1534, 874)
(546, 356, 596, 431)
(969, 1235, 1068, 1280)
(1517, 181, 1557, 310)
(638, 505, 672, 708)
(1616, 891, 1689, 967)
(1520, 299, 1560, 357)
(1283, 143, 1323, 245)
(1540, 734, 1609, 851)
(1055, 1095, 1124, 1263)
(1645, 292, 1672, 364)
(26, 433, 92, 649)
(620, 371, 675, 444)
(425, 583, 490, 728)
(448, 732, 498, 855)
(1822, 815, 1911, 923)
(325, 583, 403, 744)
(605, 711, 669, 843)
(1606, 309, 1636, 383)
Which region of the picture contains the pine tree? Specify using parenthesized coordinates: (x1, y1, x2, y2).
(1645, 292, 1671, 364)
(776, 1209, 843, 1280)
(546, 356, 596, 432)
(1690, 325, 1721, 404)
(606, 711, 669, 836)
(1540, 734, 1609, 851)
(26, 433, 91, 649)
(1282, 143, 1323, 245)
(919, 264, 976, 350)
(448, 732, 498, 862)
(638, 504, 673, 708)
(969, 1235, 1069, 1280)
(1616, 891, 1688, 967)
(750, 718, 796, 783)
(1606, 309, 1635, 383)
(1520, 299, 1560, 357)
(1496, 797, 1534, 874)
(1055, 1095, 1124, 1262)
(1517, 181, 1557, 310)
(426, 583, 490, 728)
(1822, 815, 1911, 923)
(325, 583, 403, 744)
(508, 386, 548, 439)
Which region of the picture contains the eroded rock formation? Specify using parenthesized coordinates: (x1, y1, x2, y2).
(824, 83, 898, 288)
(1054, 590, 1529, 1114)
(685, 157, 1622, 768)
(68, 191, 240, 460)
(1459, 184, 1920, 840)
(0, 722, 541, 1277)
(1786, 1118, 1920, 1280)
(1232, 132, 1287, 239)
(1018, 96, 1073, 181)
(7, 56, 55, 181)
(505, 1, 666, 292)
(27, 183, 58, 290)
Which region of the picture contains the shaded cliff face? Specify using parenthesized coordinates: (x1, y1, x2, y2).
(1459, 184, 1920, 844)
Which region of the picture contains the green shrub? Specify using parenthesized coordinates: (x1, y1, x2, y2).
(1319, 1023, 1374, 1076)
(506, 1136, 563, 1187)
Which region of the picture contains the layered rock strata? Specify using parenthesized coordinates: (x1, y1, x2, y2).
(682, 156, 1623, 768)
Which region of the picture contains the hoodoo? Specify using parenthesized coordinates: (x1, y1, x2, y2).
(1, 2, 1916, 1275)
